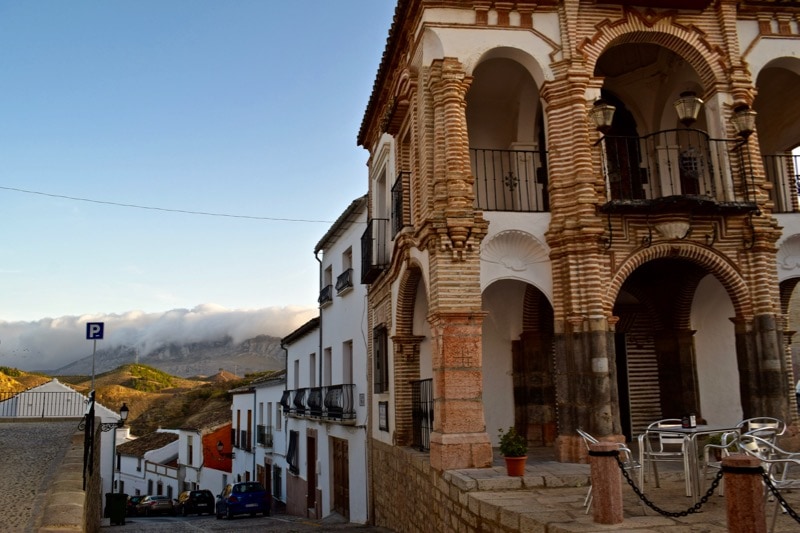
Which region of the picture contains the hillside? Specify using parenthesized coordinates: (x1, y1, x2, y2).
(0, 367, 51, 393)
(52, 334, 285, 378)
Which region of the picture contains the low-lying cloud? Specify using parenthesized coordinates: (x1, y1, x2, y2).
(0, 304, 317, 372)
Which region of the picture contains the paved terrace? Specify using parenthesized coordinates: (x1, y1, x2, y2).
(3, 419, 800, 532)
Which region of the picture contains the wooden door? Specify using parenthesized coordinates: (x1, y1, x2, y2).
(332, 437, 350, 519)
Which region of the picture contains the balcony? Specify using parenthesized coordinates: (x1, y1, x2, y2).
(335, 268, 354, 294)
(595, 129, 758, 215)
(292, 388, 307, 416)
(283, 384, 357, 422)
(256, 424, 273, 448)
(361, 218, 390, 284)
(763, 153, 800, 213)
(470, 148, 549, 212)
(318, 284, 333, 307)
(391, 172, 410, 237)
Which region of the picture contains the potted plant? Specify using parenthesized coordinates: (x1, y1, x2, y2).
(498, 426, 528, 476)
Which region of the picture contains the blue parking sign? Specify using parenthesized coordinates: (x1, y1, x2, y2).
(86, 322, 104, 340)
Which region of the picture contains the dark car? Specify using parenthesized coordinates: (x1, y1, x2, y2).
(215, 482, 270, 519)
(136, 495, 176, 516)
(126, 495, 144, 516)
(176, 489, 215, 516)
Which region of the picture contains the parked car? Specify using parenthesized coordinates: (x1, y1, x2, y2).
(215, 482, 270, 519)
(126, 495, 144, 516)
(176, 489, 215, 516)
(136, 495, 176, 516)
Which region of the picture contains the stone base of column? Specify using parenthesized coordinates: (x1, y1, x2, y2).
(430, 431, 492, 470)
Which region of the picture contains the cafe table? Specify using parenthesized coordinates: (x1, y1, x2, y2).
(638, 423, 741, 504)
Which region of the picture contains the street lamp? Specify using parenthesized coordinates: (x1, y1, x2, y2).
(99, 403, 129, 432)
(731, 104, 757, 140)
(217, 440, 234, 458)
(673, 91, 704, 127)
(588, 99, 616, 134)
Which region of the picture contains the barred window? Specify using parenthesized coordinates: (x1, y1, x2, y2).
(374, 325, 389, 393)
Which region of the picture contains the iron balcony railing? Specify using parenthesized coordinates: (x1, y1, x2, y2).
(596, 129, 757, 206)
(335, 268, 354, 294)
(283, 384, 357, 422)
(391, 172, 410, 237)
(292, 388, 307, 416)
(0, 391, 86, 417)
(763, 153, 800, 213)
(361, 218, 390, 285)
(411, 378, 434, 452)
(256, 424, 273, 448)
(318, 284, 333, 307)
(470, 148, 549, 212)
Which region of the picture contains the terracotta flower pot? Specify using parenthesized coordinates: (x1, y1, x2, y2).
(504, 456, 527, 476)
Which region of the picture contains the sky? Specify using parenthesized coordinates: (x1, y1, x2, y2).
(0, 1, 397, 369)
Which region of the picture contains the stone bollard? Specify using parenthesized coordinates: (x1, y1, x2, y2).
(722, 454, 766, 533)
(588, 442, 624, 524)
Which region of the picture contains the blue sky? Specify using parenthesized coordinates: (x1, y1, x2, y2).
(0, 1, 395, 327)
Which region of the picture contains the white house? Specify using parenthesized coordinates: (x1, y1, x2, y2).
(281, 195, 369, 523)
(115, 430, 179, 499)
(0, 378, 123, 496)
(229, 371, 289, 512)
(174, 410, 233, 497)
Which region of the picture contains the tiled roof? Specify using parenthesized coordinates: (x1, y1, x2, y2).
(116, 431, 178, 458)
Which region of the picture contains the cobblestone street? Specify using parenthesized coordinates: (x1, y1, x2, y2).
(0, 420, 78, 532)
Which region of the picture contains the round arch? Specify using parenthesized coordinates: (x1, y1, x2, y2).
(604, 243, 753, 319)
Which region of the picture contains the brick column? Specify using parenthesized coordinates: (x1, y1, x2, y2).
(429, 311, 492, 470)
(722, 454, 766, 533)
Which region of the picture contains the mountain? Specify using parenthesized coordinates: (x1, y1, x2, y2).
(51, 334, 284, 378)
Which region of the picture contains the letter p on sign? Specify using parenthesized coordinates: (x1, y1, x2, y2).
(86, 322, 104, 340)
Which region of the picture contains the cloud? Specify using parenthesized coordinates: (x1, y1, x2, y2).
(0, 304, 317, 372)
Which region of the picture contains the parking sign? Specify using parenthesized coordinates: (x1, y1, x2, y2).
(86, 322, 104, 340)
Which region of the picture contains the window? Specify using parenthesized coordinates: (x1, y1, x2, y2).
(336, 248, 354, 294)
(310, 352, 316, 387)
(167, 485, 173, 499)
(343, 341, 353, 385)
(323, 347, 332, 387)
(287, 430, 299, 475)
(116, 454, 121, 471)
(319, 266, 334, 306)
(374, 325, 389, 393)
(137, 458, 142, 472)
(187, 435, 194, 466)
(119, 480, 124, 494)
(293, 360, 300, 389)
(276, 403, 282, 431)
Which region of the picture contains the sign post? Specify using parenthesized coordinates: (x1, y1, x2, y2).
(86, 322, 104, 392)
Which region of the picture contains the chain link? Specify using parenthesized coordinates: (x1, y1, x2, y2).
(615, 456, 723, 517)
(760, 471, 800, 525)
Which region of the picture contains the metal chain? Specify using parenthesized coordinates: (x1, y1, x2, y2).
(615, 456, 723, 517)
(760, 471, 800, 525)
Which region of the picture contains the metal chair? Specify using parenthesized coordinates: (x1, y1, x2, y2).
(700, 430, 739, 495)
(737, 417, 786, 443)
(577, 429, 643, 515)
(638, 419, 692, 497)
(738, 434, 800, 533)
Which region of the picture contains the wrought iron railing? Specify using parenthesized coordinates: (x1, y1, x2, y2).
(0, 391, 86, 417)
(470, 148, 549, 212)
(595, 129, 756, 205)
(256, 424, 273, 448)
(763, 153, 800, 213)
(411, 378, 434, 452)
(361, 218, 390, 284)
(318, 284, 333, 307)
(283, 384, 357, 421)
(335, 268, 354, 294)
(391, 172, 410, 236)
(292, 388, 307, 416)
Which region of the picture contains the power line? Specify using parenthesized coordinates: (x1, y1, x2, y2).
(0, 185, 335, 223)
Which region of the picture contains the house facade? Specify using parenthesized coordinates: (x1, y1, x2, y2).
(229, 372, 289, 511)
(280, 196, 370, 523)
(115, 430, 180, 499)
(356, 1, 800, 528)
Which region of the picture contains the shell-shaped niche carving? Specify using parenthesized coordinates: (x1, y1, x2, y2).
(777, 234, 800, 271)
(481, 230, 549, 272)
(654, 222, 690, 240)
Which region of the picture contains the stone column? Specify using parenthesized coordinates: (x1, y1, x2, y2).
(722, 454, 766, 533)
(429, 312, 492, 470)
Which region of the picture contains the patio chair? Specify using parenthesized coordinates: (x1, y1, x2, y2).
(638, 419, 692, 497)
(738, 434, 800, 533)
(700, 430, 739, 496)
(737, 417, 786, 442)
(577, 429, 643, 515)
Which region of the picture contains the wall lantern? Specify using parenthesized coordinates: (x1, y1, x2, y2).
(673, 91, 704, 127)
(119, 403, 129, 426)
(100, 403, 129, 431)
(588, 99, 616, 134)
(731, 104, 757, 139)
(217, 440, 234, 458)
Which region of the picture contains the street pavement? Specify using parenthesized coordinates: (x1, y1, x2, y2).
(101, 513, 392, 532)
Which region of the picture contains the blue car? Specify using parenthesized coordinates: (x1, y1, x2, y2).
(215, 482, 270, 519)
